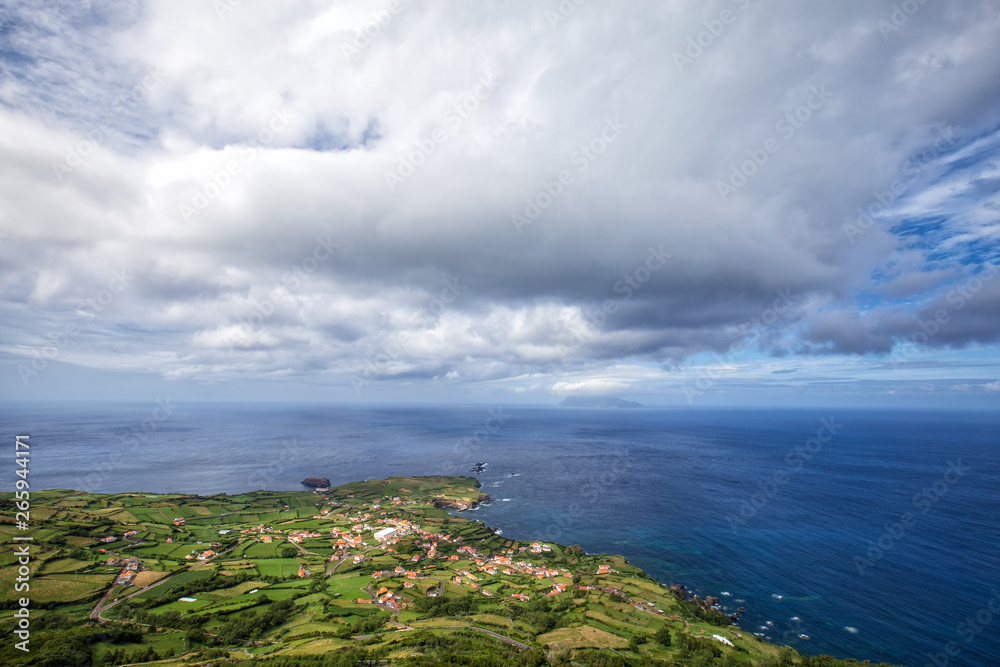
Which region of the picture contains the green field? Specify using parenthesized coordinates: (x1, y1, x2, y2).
(0, 476, 899, 667)
(254, 558, 302, 578)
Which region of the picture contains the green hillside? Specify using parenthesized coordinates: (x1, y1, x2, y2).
(0, 477, 901, 666)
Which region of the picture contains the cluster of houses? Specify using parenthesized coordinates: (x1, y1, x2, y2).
(599, 585, 665, 614)
(114, 557, 142, 586)
(372, 565, 422, 581)
(286, 530, 322, 544)
(332, 528, 366, 549)
(357, 586, 405, 610)
(184, 548, 218, 561)
(95, 493, 653, 616)
(98, 530, 142, 546)
(365, 533, 607, 604)
(323, 497, 634, 607)
(235, 524, 281, 539)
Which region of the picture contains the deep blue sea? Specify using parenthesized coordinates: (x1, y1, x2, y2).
(2, 403, 998, 667)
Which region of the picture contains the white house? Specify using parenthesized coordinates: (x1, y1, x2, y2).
(374, 527, 397, 542)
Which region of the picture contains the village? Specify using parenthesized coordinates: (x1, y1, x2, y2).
(5, 476, 772, 665)
(84, 478, 680, 624)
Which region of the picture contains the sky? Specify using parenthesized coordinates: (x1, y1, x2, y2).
(1, 0, 999, 408)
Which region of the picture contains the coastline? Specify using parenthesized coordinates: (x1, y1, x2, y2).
(0, 475, 903, 666)
(3, 406, 996, 665)
(461, 480, 747, 626)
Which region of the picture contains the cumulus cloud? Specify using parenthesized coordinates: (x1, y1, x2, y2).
(1, 0, 1000, 402)
(550, 379, 632, 396)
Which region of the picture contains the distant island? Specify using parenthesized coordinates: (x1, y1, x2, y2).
(558, 395, 642, 408)
(0, 476, 900, 666)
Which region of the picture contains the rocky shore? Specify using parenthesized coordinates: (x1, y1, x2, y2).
(432, 493, 492, 511)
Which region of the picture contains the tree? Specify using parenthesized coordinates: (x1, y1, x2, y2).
(654, 625, 672, 647)
(186, 627, 208, 645)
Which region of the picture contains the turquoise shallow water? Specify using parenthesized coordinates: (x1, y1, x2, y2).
(3, 403, 998, 666)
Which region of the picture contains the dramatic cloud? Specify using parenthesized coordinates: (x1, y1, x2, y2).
(1, 0, 999, 405)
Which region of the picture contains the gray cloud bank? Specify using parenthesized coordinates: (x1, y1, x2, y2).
(1, 0, 999, 400)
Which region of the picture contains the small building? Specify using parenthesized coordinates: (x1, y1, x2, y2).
(374, 527, 398, 542)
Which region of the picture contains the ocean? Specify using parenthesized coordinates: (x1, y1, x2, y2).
(2, 402, 998, 667)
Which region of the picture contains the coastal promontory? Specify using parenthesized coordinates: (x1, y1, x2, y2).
(0, 476, 901, 666)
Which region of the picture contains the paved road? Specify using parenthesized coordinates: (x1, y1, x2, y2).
(90, 541, 239, 620)
(436, 625, 532, 650)
(90, 571, 176, 620)
(353, 621, 532, 652)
